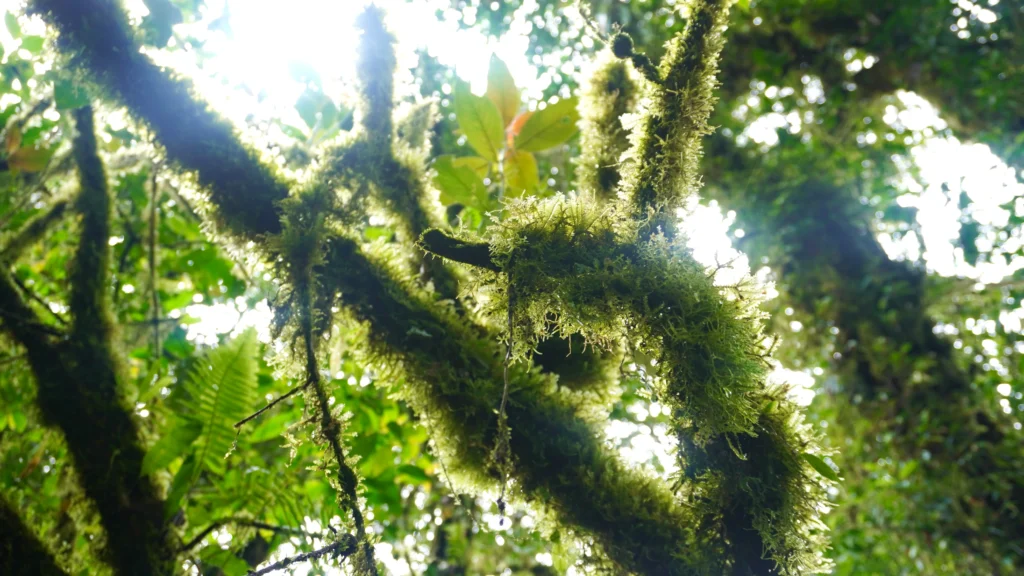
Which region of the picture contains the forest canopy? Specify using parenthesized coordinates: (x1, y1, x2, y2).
(0, 0, 1022, 575)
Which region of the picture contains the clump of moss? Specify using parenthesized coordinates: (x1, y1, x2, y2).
(318, 232, 723, 574)
(577, 52, 639, 202)
(474, 195, 765, 441)
(619, 0, 732, 237)
(445, 192, 831, 573)
(29, 0, 290, 240)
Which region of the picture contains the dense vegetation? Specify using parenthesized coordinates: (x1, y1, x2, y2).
(0, 0, 1021, 574)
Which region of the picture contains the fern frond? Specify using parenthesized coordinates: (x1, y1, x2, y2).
(183, 328, 258, 476)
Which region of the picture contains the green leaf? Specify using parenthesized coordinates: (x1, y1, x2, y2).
(141, 420, 202, 474)
(486, 54, 519, 127)
(181, 329, 258, 477)
(8, 146, 53, 173)
(396, 464, 431, 484)
(164, 455, 196, 518)
(504, 149, 539, 197)
(54, 78, 90, 111)
(515, 97, 580, 152)
(898, 460, 919, 480)
(454, 81, 505, 162)
(278, 123, 307, 141)
(295, 88, 335, 130)
(452, 155, 491, 178)
(20, 35, 44, 54)
(364, 226, 393, 241)
(5, 12, 20, 39)
(803, 453, 840, 482)
(433, 155, 489, 209)
(248, 411, 294, 443)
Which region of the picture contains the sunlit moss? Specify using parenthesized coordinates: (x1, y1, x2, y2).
(320, 233, 722, 574)
(577, 52, 638, 202)
(448, 193, 831, 572)
(0, 495, 69, 576)
(325, 7, 460, 301)
(620, 0, 732, 237)
(29, 0, 290, 240)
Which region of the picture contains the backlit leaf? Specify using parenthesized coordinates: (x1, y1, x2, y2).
(486, 54, 519, 127)
(454, 81, 504, 162)
(515, 97, 580, 152)
(434, 155, 489, 209)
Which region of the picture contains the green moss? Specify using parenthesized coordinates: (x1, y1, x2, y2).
(577, 52, 638, 202)
(621, 0, 732, 237)
(0, 198, 69, 262)
(0, 495, 69, 576)
(29, 0, 290, 240)
(454, 194, 831, 572)
(0, 109, 174, 575)
(321, 8, 461, 302)
(396, 100, 439, 152)
(320, 234, 721, 574)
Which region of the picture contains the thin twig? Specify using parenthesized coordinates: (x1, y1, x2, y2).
(234, 383, 308, 429)
(148, 167, 160, 360)
(10, 273, 67, 326)
(180, 518, 312, 553)
(246, 536, 357, 576)
(495, 288, 514, 524)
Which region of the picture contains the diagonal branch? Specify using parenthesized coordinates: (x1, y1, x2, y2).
(0, 495, 71, 576)
(0, 198, 69, 262)
(29, 0, 290, 240)
(0, 106, 177, 575)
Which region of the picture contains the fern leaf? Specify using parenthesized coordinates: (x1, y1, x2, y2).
(183, 328, 258, 477)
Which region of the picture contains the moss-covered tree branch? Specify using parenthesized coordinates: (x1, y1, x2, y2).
(0, 198, 69, 263)
(0, 110, 174, 575)
(28, 0, 290, 240)
(620, 0, 733, 238)
(0, 494, 70, 576)
(324, 7, 461, 301)
(702, 133, 1024, 570)
(34, 1, 832, 572)
(577, 53, 638, 202)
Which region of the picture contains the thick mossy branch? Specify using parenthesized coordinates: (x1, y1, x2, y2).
(29, 0, 289, 239)
(68, 107, 111, 340)
(577, 52, 638, 202)
(704, 147, 1024, 569)
(38, 1, 830, 571)
(463, 195, 831, 573)
(0, 198, 69, 262)
(475, 197, 764, 440)
(328, 7, 460, 300)
(681, 392, 829, 575)
(18, 106, 176, 576)
(321, 234, 717, 575)
(355, 6, 396, 152)
(0, 495, 70, 576)
(621, 0, 732, 237)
